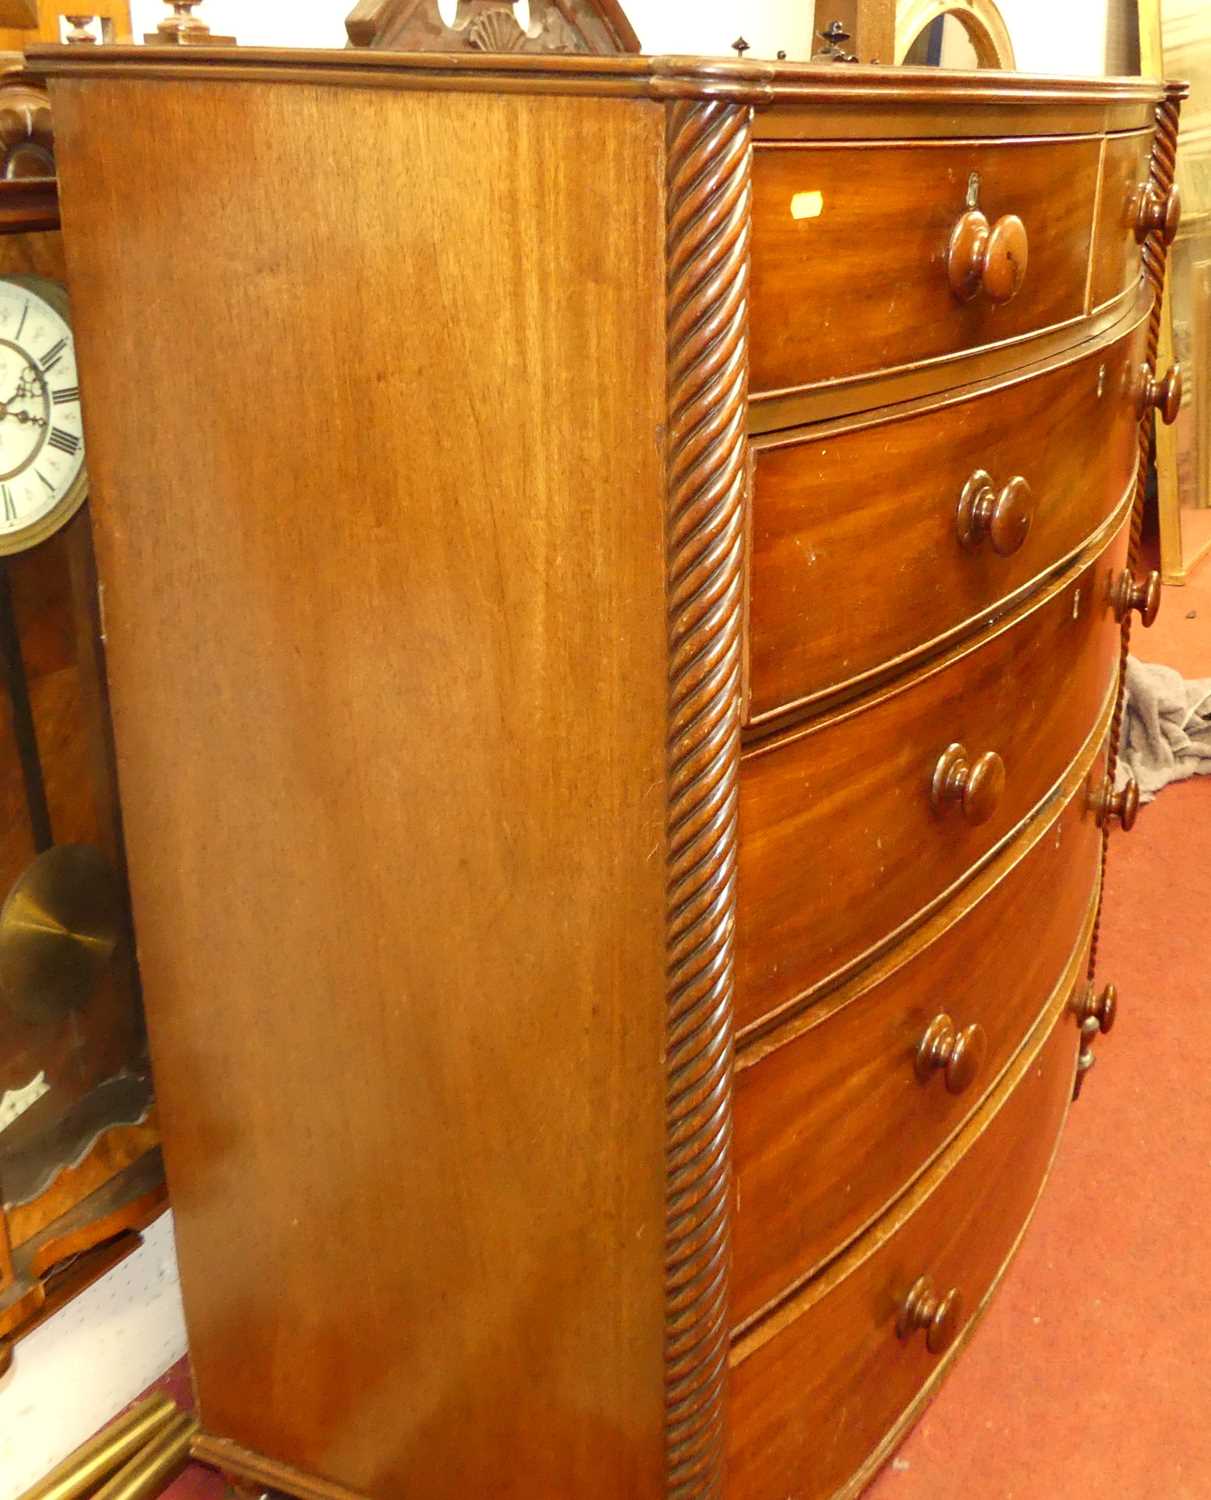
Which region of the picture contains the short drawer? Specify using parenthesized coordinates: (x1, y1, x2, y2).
(750, 135, 1102, 397)
(747, 309, 1147, 722)
(728, 990, 1076, 1500)
(731, 740, 1104, 1328)
(736, 518, 1128, 1033)
(1089, 130, 1157, 312)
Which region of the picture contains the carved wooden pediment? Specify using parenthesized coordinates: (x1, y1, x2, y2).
(0, 63, 53, 179)
(345, 0, 640, 55)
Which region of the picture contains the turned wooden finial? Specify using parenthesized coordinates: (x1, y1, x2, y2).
(145, 0, 235, 46)
(815, 19, 858, 61)
(64, 14, 97, 42)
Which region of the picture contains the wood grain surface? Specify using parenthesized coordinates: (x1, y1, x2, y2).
(749, 136, 1102, 396)
(728, 972, 1079, 1500)
(1089, 129, 1155, 311)
(52, 78, 670, 1500)
(731, 741, 1104, 1327)
(746, 310, 1148, 721)
(31, 47, 1165, 144)
(736, 517, 1129, 1032)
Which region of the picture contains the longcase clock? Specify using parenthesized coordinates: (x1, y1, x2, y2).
(0, 56, 162, 1377)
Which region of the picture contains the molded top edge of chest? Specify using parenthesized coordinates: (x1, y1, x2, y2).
(27, 47, 1166, 134)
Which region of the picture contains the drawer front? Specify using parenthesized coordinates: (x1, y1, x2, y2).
(728, 995, 1076, 1500)
(737, 520, 1127, 1034)
(750, 137, 1102, 397)
(1090, 131, 1154, 311)
(732, 741, 1104, 1328)
(747, 312, 1147, 722)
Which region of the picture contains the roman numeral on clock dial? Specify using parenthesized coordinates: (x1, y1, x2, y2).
(0, 278, 88, 553)
(40, 338, 67, 373)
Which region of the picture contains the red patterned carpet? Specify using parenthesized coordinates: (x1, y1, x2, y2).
(133, 553, 1211, 1500)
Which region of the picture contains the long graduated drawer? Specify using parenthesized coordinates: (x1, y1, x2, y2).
(728, 978, 1079, 1499)
(732, 729, 1106, 1327)
(746, 306, 1148, 722)
(736, 514, 1129, 1034)
(749, 135, 1102, 396)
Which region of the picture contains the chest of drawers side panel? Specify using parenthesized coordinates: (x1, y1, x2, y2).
(49, 78, 672, 1500)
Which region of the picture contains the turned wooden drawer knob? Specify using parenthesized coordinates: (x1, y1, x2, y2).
(1088, 772, 1140, 831)
(1135, 180, 1182, 246)
(956, 470, 1033, 556)
(947, 209, 1028, 304)
(1140, 362, 1183, 425)
(1071, 981, 1118, 1035)
(915, 1013, 987, 1094)
(1111, 568, 1162, 628)
(897, 1275, 964, 1355)
(931, 743, 1006, 826)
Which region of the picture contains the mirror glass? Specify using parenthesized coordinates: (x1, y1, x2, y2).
(903, 12, 983, 67)
(1166, 226, 1211, 580)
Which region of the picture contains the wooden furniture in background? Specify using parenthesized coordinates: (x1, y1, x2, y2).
(0, 0, 129, 49)
(894, 0, 1015, 66)
(1156, 0, 1211, 581)
(140, 1, 231, 47)
(35, 41, 1181, 1500)
(0, 55, 161, 1378)
(816, 0, 1015, 68)
(345, 0, 641, 53)
(810, 4, 895, 64)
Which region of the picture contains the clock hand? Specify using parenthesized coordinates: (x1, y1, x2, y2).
(0, 367, 44, 413)
(0, 366, 48, 428)
(0, 401, 47, 430)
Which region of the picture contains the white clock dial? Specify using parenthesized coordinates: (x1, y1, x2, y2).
(0, 278, 86, 555)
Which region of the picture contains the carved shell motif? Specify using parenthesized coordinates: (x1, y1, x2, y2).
(465, 7, 527, 51)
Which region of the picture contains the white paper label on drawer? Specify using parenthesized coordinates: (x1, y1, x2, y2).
(790, 190, 824, 220)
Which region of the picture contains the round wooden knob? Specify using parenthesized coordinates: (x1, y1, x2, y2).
(948, 209, 1028, 304)
(897, 1275, 964, 1355)
(1071, 981, 1118, 1035)
(1111, 569, 1162, 628)
(915, 1013, 987, 1094)
(1135, 180, 1182, 246)
(931, 743, 1006, 826)
(1088, 772, 1140, 831)
(956, 471, 1033, 556)
(1140, 362, 1183, 425)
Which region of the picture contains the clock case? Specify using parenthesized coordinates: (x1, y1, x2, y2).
(0, 273, 89, 557)
(0, 60, 163, 1375)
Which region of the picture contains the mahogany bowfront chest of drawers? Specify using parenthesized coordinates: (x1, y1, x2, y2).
(38, 46, 1182, 1500)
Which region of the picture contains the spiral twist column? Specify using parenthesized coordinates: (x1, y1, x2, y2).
(663, 97, 752, 1496)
